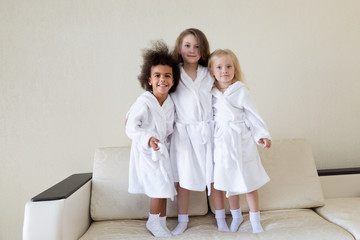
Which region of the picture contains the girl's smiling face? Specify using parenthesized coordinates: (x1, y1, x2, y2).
(180, 34, 201, 65)
(148, 65, 174, 98)
(211, 54, 235, 87)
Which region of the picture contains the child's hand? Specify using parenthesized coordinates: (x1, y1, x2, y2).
(149, 137, 160, 151)
(258, 138, 271, 149)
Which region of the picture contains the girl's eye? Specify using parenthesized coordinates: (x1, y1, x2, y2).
(217, 66, 221, 69)
(165, 74, 171, 78)
(184, 44, 190, 48)
(227, 65, 232, 69)
(195, 45, 200, 49)
(155, 74, 160, 77)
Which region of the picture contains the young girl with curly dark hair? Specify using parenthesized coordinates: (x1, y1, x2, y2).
(170, 28, 214, 235)
(125, 40, 180, 237)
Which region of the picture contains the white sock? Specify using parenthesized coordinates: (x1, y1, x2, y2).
(215, 209, 229, 232)
(159, 216, 171, 235)
(249, 211, 264, 234)
(230, 208, 243, 232)
(171, 214, 189, 235)
(146, 213, 171, 237)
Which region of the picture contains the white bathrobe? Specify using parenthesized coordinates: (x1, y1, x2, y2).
(212, 81, 270, 196)
(126, 91, 177, 200)
(170, 65, 214, 194)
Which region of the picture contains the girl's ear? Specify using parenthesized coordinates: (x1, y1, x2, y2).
(148, 78, 152, 85)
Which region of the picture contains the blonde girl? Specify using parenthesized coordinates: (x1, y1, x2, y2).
(209, 49, 271, 233)
(170, 28, 214, 235)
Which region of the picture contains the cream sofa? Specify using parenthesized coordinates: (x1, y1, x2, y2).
(23, 139, 360, 240)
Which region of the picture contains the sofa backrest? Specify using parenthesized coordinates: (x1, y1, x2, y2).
(209, 138, 325, 213)
(90, 147, 208, 221)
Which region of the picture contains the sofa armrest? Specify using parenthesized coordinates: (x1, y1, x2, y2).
(23, 173, 92, 240)
(318, 167, 360, 176)
(318, 168, 360, 199)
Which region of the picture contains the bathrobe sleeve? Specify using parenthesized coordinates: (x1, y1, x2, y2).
(125, 100, 158, 150)
(241, 88, 271, 142)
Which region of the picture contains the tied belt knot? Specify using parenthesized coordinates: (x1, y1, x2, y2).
(176, 119, 212, 145)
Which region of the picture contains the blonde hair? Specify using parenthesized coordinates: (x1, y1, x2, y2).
(208, 49, 246, 85)
(173, 28, 210, 67)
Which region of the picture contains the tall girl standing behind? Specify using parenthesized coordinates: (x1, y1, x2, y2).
(170, 28, 214, 235)
(209, 49, 271, 233)
(126, 41, 180, 237)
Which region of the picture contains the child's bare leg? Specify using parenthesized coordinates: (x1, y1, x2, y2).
(157, 199, 171, 234)
(211, 183, 225, 210)
(172, 184, 189, 235)
(177, 184, 189, 214)
(228, 194, 243, 232)
(147, 198, 171, 237)
(159, 198, 167, 217)
(211, 183, 229, 231)
(246, 190, 259, 212)
(150, 198, 163, 214)
(228, 194, 240, 209)
(246, 190, 263, 233)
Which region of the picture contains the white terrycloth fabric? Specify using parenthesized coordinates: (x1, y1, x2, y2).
(126, 91, 177, 200)
(170, 65, 214, 195)
(212, 82, 270, 195)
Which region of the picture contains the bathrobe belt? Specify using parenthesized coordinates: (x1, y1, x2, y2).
(175, 119, 212, 144)
(215, 119, 250, 170)
(175, 119, 213, 195)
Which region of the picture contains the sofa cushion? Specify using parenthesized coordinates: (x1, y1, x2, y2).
(210, 138, 325, 212)
(90, 147, 208, 220)
(320, 174, 360, 199)
(80, 209, 353, 240)
(315, 198, 360, 240)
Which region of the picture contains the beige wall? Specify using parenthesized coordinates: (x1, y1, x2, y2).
(1, 0, 360, 239)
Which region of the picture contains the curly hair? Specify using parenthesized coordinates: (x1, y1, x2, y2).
(138, 40, 180, 94)
(173, 28, 210, 67)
